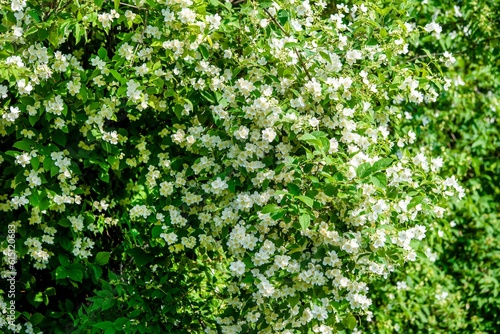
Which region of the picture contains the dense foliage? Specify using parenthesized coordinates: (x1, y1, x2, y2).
(367, 0, 500, 333)
(0, 0, 496, 333)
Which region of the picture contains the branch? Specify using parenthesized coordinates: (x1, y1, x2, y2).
(406, 52, 446, 62)
(407, 52, 464, 63)
(262, 8, 312, 81)
(120, 2, 145, 10)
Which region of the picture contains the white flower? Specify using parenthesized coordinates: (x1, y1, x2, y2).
(234, 126, 249, 140)
(5, 56, 24, 67)
(211, 177, 228, 194)
(129, 205, 152, 220)
(3, 106, 21, 123)
(126, 80, 142, 101)
(261, 128, 276, 142)
(26, 170, 41, 187)
(17, 79, 32, 95)
(69, 215, 85, 232)
(11, 0, 27, 11)
(178, 8, 196, 24)
(345, 50, 362, 65)
(229, 260, 246, 276)
(309, 117, 320, 127)
(342, 238, 359, 253)
(0, 85, 7, 98)
(160, 181, 174, 196)
(206, 13, 221, 30)
(290, 19, 303, 31)
(67, 80, 81, 95)
(160, 232, 178, 245)
(424, 22, 442, 38)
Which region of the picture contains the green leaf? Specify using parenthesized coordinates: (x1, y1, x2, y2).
(126, 248, 153, 267)
(288, 294, 300, 307)
(13, 140, 33, 151)
(356, 162, 372, 178)
(284, 42, 301, 49)
(98, 47, 108, 59)
(68, 269, 84, 282)
(261, 204, 280, 213)
(74, 23, 82, 44)
(343, 315, 357, 330)
(323, 184, 337, 196)
(58, 218, 71, 227)
(58, 254, 70, 267)
(93, 321, 115, 330)
(408, 195, 425, 210)
(90, 264, 103, 280)
(277, 9, 289, 25)
(299, 213, 310, 230)
(152, 225, 164, 238)
(79, 86, 88, 102)
(55, 266, 68, 280)
(30, 313, 44, 326)
(199, 44, 209, 59)
(99, 170, 110, 183)
(102, 298, 116, 311)
(370, 172, 387, 188)
(298, 133, 317, 142)
(28, 10, 41, 23)
(95, 252, 110, 265)
(200, 90, 216, 103)
(372, 158, 393, 171)
(287, 183, 300, 196)
(109, 69, 122, 82)
(31, 157, 40, 170)
(297, 195, 314, 208)
(51, 166, 59, 177)
(29, 115, 39, 126)
(105, 327, 117, 334)
(53, 130, 66, 147)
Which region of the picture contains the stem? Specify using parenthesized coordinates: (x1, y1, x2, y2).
(407, 52, 464, 63)
(120, 2, 144, 10)
(406, 52, 446, 62)
(262, 8, 313, 81)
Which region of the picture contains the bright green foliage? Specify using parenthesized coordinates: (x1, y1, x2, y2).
(366, 0, 500, 333)
(0, 0, 488, 333)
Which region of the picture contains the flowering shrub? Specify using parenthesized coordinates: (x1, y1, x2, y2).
(0, 0, 463, 332)
(365, 0, 500, 333)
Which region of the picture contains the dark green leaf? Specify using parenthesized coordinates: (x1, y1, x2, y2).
(68, 269, 83, 282)
(13, 140, 33, 151)
(287, 183, 300, 196)
(95, 252, 110, 266)
(126, 248, 153, 267)
(52, 130, 66, 147)
(98, 47, 108, 59)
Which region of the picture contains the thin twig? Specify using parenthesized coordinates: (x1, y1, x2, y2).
(407, 52, 446, 62)
(120, 2, 144, 10)
(262, 7, 313, 81)
(407, 52, 464, 63)
(231, 0, 247, 5)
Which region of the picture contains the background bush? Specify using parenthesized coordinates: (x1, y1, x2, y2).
(365, 0, 500, 333)
(0, 0, 497, 333)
